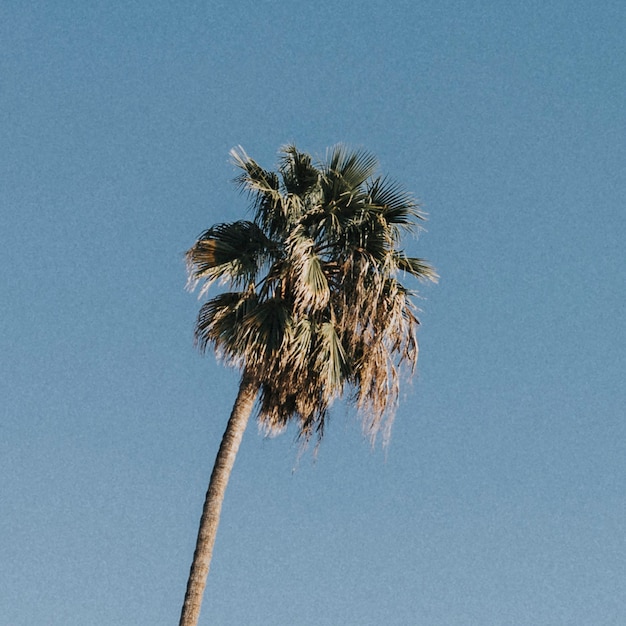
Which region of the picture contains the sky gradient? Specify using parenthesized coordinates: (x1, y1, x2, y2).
(2, 1, 625, 624)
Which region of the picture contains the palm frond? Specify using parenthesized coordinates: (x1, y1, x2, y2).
(230, 146, 281, 200)
(367, 176, 425, 230)
(323, 145, 379, 190)
(285, 225, 330, 313)
(239, 297, 291, 370)
(394, 253, 439, 282)
(194, 291, 258, 361)
(315, 322, 349, 394)
(230, 146, 288, 238)
(186, 220, 273, 294)
(278, 145, 320, 197)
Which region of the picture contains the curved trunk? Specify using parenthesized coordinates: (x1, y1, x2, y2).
(179, 372, 258, 626)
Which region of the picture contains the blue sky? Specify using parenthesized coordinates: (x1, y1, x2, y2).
(1, 1, 624, 624)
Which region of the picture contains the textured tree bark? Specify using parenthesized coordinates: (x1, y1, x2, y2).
(179, 372, 258, 626)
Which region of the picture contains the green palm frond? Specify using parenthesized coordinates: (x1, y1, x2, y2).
(313, 147, 379, 242)
(367, 175, 425, 230)
(288, 318, 315, 360)
(194, 291, 258, 360)
(186, 220, 273, 293)
(230, 146, 287, 238)
(394, 253, 439, 282)
(323, 145, 379, 190)
(278, 145, 320, 197)
(315, 322, 349, 394)
(230, 146, 281, 200)
(239, 297, 291, 369)
(285, 225, 330, 313)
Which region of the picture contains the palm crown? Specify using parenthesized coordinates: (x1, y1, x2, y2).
(186, 144, 437, 443)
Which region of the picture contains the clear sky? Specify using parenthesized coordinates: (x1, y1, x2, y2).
(1, 1, 624, 624)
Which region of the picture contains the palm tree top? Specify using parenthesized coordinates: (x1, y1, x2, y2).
(187, 144, 437, 445)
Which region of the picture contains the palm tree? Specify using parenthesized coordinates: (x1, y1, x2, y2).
(179, 144, 437, 626)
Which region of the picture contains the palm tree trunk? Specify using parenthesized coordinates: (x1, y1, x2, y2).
(179, 371, 258, 626)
